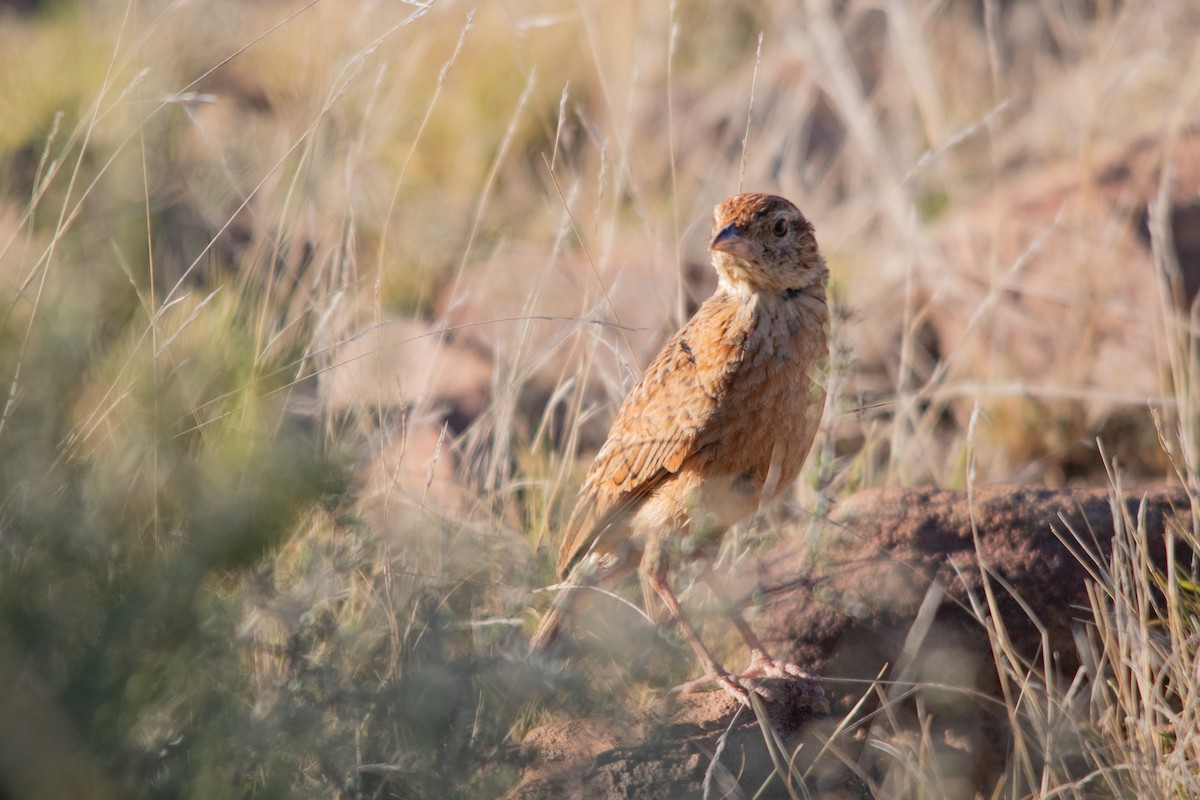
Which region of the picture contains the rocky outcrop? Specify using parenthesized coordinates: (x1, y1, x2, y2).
(753, 484, 1192, 795)
(760, 485, 1191, 697)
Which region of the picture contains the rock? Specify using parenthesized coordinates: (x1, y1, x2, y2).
(319, 317, 492, 526)
(844, 130, 1200, 481)
(320, 317, 491, 432)
(437, 245, 702, 378)
(354, 420, 472, 528)
(436, 245, 713, 450)
(752, 484, 1193, 794)
(767, 485, 1190, 679)
(507, 677, 863, 800)
(927, 133, 1200, 404)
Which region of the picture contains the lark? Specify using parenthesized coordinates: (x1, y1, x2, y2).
(530, 193, 829, 703)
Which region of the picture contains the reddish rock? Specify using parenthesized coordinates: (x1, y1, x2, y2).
(760, 486, 1191, 682)
(843, 131, 1200, 481)
(752, 484, 1193, 794)
(436, 246, 713, 450)
(321, 317, 491, 431)
(926, 135, 1200, 407)
(355, 421, 471, 528)
(320, 317, 492, 526)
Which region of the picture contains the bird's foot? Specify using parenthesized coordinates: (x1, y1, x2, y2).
(736, 657, 829, 713)
(738, 655, 818, 682)
(672, 669, 780, 706)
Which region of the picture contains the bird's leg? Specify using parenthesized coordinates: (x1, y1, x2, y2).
(641, 537, 764, 705)
(702, 568, 818, 682)
(646, 570, 759, 705)
(728, 604, 818, 680)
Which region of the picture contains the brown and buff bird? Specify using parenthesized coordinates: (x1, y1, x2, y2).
(529, 193, 829, 703)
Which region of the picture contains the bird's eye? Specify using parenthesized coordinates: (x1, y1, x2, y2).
(772, 219, 788, 237)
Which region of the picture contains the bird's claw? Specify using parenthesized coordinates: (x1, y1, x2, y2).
(673, 670, 780, 706)
(738, 658, 829, 713)
(740, 657, 818, 682)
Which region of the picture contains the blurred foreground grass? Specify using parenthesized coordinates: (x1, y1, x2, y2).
(0, 0, 1198, 797)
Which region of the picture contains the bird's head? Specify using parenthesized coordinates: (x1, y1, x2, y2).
(709, 193, 826, 296)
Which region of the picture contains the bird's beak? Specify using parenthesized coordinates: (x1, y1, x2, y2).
(710, 222, 758, 260)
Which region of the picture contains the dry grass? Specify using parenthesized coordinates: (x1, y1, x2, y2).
(0, 0, 1198, 797)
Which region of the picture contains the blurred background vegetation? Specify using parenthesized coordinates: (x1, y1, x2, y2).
(0, 0, 1197, 797)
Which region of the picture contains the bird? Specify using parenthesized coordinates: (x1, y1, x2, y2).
(529, 192, 829, 703)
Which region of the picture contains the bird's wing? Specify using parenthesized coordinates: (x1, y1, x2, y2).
(555, 296, 747, 577)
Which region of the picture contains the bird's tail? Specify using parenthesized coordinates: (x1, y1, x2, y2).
(528, 596, 568, 654)
(528, 564, 592, 655)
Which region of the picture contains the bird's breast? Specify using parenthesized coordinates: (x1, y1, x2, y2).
(698, 295, 828, 496)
